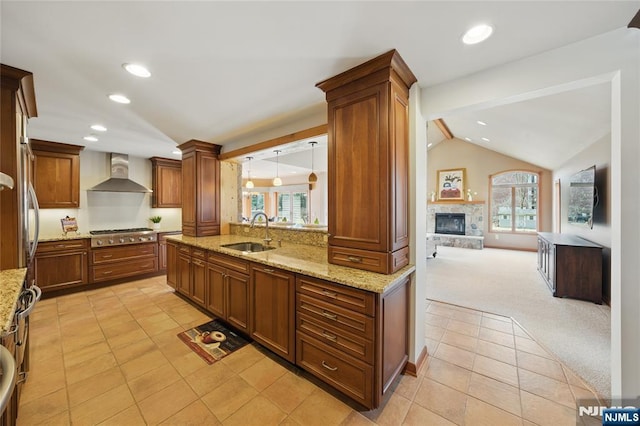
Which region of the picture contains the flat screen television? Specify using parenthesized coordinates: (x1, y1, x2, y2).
(567, 165, 598, 228)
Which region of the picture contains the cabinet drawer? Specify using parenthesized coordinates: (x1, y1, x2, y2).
(297, 312, 373, 364)
(297, 294, 374, 339)
(91, 243, 157, 264)
(191, 248, 207, 260)
(296, 275, 375, 316)
(37, 239, 89, 253)
(296, 332, 373, 408)
(178, 244, 191, 255)
(209, 252, 249, 274)
(328, 245, 409, 275)
(91, 258, 158, 282)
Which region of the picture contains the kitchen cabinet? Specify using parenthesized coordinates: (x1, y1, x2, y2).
(90, 243, 158, 283)
(190, 248, 207, 307)
(30, 139, 83, 209)
(176, 244, 191, 296)
(0, 64, 37, 271)
(207, 252, 250, 333)
(34, 239, 89, 292)
(316, 50, 415, 274)
(537, 232, 603, 303)
(166, 241, 177, 288)
(159, 232, 181, 272)
(250, 264, 295, 362)
(296, 274, 409, 409)
(178, 140, 221, 237)
(150, 157, 182, 208)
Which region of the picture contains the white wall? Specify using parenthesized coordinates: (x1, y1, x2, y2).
(421, 28, 640, 398)
(38, 151, 181, 238)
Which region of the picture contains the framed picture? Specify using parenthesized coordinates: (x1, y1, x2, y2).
(437, 168, 466, 201)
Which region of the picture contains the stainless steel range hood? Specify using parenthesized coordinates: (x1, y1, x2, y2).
(88, 153, 152, 193)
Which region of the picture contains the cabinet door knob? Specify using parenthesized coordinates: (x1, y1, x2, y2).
(321, 311, 337, 321)
(321, 361, 338, 371)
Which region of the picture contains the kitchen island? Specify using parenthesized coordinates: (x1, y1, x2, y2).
(166, 234, 414, 409)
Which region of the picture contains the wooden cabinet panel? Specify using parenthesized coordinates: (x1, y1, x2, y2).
(206, 262, 226, 319)
(176, 252, 191, 296)
(159, 232, 180, 272)
(150, 157, 181, 208)
(296, 275, 375, 316)
(250, 264, 295, 362)
(166, 241, 177, 288)
(296, 332, 373, 408)
(91, 257, 157, 283)
(191, 257, 206, 307)
(31, 139, 83, 209)
(317, 50, 415, 274)
(91, 243, 157, 264)
(226, 270, 249, 332)
(34, 240, 88, 291)
(178, 140, 221, 236)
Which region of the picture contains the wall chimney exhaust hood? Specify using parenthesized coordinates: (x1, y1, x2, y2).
(88, 153, 152, 193)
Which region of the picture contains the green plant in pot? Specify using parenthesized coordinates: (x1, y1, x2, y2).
(150, 215, 162, 230)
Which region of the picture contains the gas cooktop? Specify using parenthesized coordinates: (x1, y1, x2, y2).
(89, 228, 153, 235)
(89, 228, 157, 247)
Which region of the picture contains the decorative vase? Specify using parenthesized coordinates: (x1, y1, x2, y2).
(152, 223, 161, 230)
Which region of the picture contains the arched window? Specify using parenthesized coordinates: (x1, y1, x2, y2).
(490, 171, 539, 233)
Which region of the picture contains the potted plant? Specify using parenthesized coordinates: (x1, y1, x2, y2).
(149, 215, 162, 230)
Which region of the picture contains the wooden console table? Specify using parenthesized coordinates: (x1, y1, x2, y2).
(537, 232, 603, 304)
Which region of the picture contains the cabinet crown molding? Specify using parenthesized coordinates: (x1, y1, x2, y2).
(315, 49, 417, 94)
(178, 139, 222, 156)
(30, 139, 84, 154)
(1, 64, 38, 117)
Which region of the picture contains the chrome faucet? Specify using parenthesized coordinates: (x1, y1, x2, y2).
(250, 212, 272, 245)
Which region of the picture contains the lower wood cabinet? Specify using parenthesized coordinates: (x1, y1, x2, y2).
(34, 239, 89, 292)
(206, 252, 250, 333)
(176, 244, 191, 296)
(250, 264, 295, 363)
(166, 241, 177, 288)
(90, 243, 158, 283)
(159, 232, 181, 272)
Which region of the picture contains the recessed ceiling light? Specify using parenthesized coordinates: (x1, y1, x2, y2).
(462, 24, 493, 45)
(91, 124, 107, 132)
(481, 137, 490, 142)
(109, 94, 131, 104)
(84, 135, 98, 142)
(172, 150, 182, 155)
(427, 143, 433, 148)
(464, 137, 472, 142)
(123, 63, 151, 78)
(477, 120, 487, 126)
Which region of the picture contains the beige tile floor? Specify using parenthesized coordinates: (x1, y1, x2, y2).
(17, 277, 603, 425)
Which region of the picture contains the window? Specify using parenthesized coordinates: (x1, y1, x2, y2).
(249, 193, 264, 218)
(490, 171, 539, 233)
(277, 191, 308, 223)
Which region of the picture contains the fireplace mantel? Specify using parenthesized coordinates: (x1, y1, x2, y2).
(428, 200, 485, 205)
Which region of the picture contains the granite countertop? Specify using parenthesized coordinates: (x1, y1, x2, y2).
(0, 268, 27, 334)
(167, 234, 415, 294)
(232, 222, 328, 233)
(39, 233, 91, 242)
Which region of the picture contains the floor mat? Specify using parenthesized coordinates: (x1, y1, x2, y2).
(177, 319, 250, 364)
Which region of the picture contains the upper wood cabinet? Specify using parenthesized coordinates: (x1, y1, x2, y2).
(150, 157, 182, 208)
(178, 140, 221, 237)
(316, 50, 416, 274)
(30, 139, 83, 209)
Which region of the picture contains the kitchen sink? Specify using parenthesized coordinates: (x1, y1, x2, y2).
(221, 242, 275, 252)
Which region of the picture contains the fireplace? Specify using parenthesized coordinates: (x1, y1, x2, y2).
(435, 213, 466, 235)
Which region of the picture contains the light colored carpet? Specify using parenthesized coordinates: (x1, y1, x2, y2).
(425, 245, 611, 399)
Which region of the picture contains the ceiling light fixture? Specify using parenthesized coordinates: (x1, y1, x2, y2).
(123, 63, 151, 78)
(172, 150, 182, 155)
(462, 24, 493, 45)
(109, 94, 131, 104)
(481, 137, 490, 142)
(477, 120, 487, 126)
(83, 135, 98, 142)
(308, 141, 318, 183)
(465, 137, 472, 142)
(91, 124, 107, 132)
(427, 143, 433, 148)
(245, 156, 255, 189)
(272, 150, 282, 187)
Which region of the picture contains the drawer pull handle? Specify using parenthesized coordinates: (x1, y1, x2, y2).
(322, 290, 337, 298)
(322, 332, 337, 342)
(193, 260, 204, 266)
(55, 244, 65, 248)
(321, 361, 338, 371)
(263, 268, 275, 273)
(102, 254, 113, 258)
(347, 256, 362, 263)
(102, 271, 113, 275)
(322, 311, 337, 320)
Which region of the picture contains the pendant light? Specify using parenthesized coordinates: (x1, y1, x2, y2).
(245, 156, 254, 189)
(272, 150, 282, 186)
(308, 141, 318, 183)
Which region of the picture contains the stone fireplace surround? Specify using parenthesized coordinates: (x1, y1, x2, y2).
(427, 201, 484, 249)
